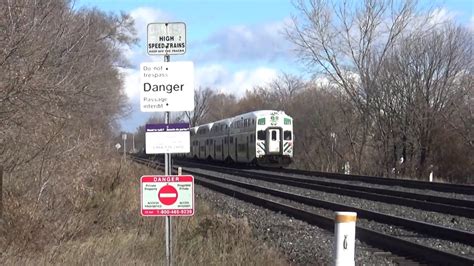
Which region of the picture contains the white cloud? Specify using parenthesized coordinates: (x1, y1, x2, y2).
(195, 64, 278, 97)
(130, 7, 172, 40)
(197, 18, 293, 62)
(117, 7, 173, 64)
(428, 8, 457, 25)
(118, 67, 140, 101)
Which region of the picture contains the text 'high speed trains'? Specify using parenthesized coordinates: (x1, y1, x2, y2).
(186, 110, 294, 167)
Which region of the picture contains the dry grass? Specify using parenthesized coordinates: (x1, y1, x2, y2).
(0, 158, 287, 265)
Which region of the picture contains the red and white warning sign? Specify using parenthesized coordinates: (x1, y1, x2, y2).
(140, 175, 194, 216)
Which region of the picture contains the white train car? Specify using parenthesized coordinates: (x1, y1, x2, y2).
(189, 110, 293, 167)
(188, 127, 199, 158)
(194, 122, 213, 160)
(208, 118, 232, 161)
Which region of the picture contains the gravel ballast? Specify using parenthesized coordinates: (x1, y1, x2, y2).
(184, 164, 474, 262)
(196, 185, 400, 265)
(190, 167, 473, 232)
(196, 175, 474, 260)
(250, 169, 474, 201)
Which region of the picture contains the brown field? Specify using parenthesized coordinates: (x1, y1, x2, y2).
(0, 159, 287, 265)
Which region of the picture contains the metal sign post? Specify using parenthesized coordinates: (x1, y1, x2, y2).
(144, 22, 193, 266)
(164, 54, 172, 266)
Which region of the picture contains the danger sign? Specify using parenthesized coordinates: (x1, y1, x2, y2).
(140, 175, 194, 216)
(158, 185, 178, 205)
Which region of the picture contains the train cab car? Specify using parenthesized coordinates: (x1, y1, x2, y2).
(188, 110, 293, 167)
(228, 110, 293, 167)
(254, 111, 293, 166)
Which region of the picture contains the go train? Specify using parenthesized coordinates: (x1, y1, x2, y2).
(186, 110, 294, 167)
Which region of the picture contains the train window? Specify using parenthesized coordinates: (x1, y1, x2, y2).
(272, 131, 277, 140)
(252, 119, 255, 125)
(257, 130, 266, 140)
(258, 118, 265, 125)
(284, 131, 292, 140)
(230, 137, 234, 144)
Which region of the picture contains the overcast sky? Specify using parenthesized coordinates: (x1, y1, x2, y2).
(76, 0, 473, 132)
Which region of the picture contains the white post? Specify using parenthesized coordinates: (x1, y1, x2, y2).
(122, 133, 127, 160)
(334, 211, 357, 266)
(344, 162, 350, 175)
(132, 134, 135, 153)
(178, 167, 182, 175)
(429, 171, 433, 182)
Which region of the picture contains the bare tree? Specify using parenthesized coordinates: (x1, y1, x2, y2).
(287, 0, 424, 174)
(0, 0, 137, 249)
(254, 72, 305, 110)
(182, 87, 214, 127)
(205, 93, 238, 122)
(375, 24, 473, 178)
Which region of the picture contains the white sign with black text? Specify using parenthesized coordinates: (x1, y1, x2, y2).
(140, 61, 194, 112)
(145, 123, 190, 154)
(147, 22, 186, 55)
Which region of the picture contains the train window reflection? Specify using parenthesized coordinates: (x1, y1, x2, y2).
(257, 130, 266, 140)
(284, 131, 292, 140)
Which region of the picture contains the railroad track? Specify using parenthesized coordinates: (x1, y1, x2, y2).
(271, 167, 474, 195)
(176, 160, 474, 218)
(132, 157, 474, 265)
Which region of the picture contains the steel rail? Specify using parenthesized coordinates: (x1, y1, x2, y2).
(272, 167, 474, 195)
(245, 169, 474, 208)
(183, 168, 473, 246)
(178, 161, 474, 218)
(195, 176, 474, 265)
